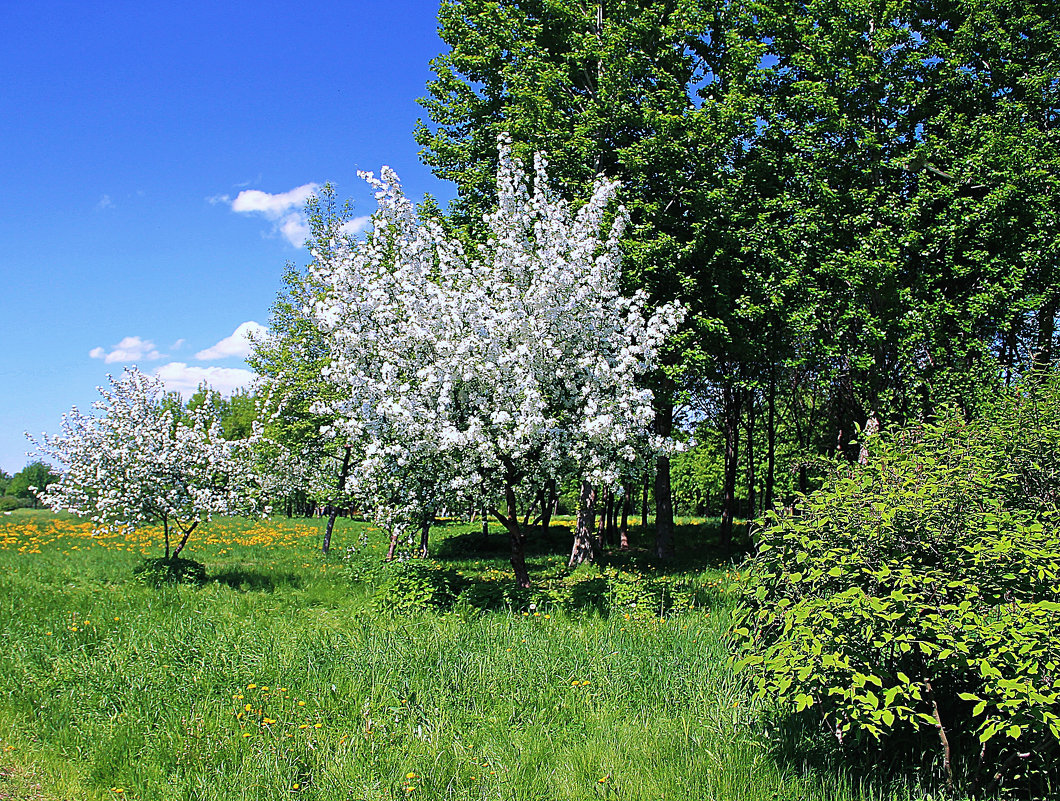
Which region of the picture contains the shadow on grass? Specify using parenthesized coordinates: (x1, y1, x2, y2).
(376, 521, 743, 616)
(761, 707, 1059, 800)
(210, 567, 303, 593)
(433, 518, 754, 575)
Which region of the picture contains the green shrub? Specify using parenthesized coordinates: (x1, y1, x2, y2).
(372, 560, 464, 613)
(733, 378, 1060, 796)
(0, 496, 30, 512)
(133, 556, 207, 586)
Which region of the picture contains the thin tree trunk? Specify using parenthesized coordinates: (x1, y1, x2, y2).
(766, 367, 777, 509)
(641, 471, 649, 528)
(418, 510, 432, 558)
(746, 390, 756, 519)
(619, 484, 630, 550)
(540, 478, 556, 535)
(720, 385, 741, 550)
(503, 484, 530, 588)
(323, 445, 352, 555)
(171, 521, 198, 559)
(596, 491, 608, 552)
(569, 479, 598, 567)
(1037, 295, 1058, 366)
(654, 401, 675, 560)
(386, 530, 400, 561)
(481, 509, 489, 540)
(163, 514, 170, 560)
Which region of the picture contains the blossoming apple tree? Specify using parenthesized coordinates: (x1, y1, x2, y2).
(311, 135, 681, 586)
(31, 367, 264, 559)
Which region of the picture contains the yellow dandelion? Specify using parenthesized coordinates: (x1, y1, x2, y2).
(406, 772, 417, 779)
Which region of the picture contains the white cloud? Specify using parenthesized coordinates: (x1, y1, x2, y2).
(154, 363, 257, 398)
(228, 183, 319, 247)
(89, 336, 162, 364)
(195, 321, 267, 361)
(97, 194, 114, 210)
(341, 216, 372, 236)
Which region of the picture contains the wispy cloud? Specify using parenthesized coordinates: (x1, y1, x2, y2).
(154, 363, 256, 398)
(195, 321, 267, 361)
(341, 216, 372, 236)
(96, 194, 114, 210)
(227, 183, 319, 247)
(89, 336, 162, 364)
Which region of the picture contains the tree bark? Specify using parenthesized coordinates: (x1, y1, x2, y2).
(720, 385, 741, 550)
(569, 479, 598, 567)
(745, 390, 757, 517)
(540, 478, 556, 536)
(654, 401, 675, 560)
(619, 484, 630, 550)
(171, 520, 198, 559)
(641, 471, 649, 529)
(503, 484, 530, 588)
(1037, 295, 1058, 366)
(597, 489, 609, 552)
(766, 367, 777, 509)
(323, 445, 352, 555)
(415, 510, 428, 559)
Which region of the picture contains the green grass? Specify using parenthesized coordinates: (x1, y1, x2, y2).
(0, 510, 947, 800)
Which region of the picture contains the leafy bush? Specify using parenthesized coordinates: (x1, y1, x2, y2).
(0, 496, 30, 512)
(133, 556, 207, 586)
(733, 375, 1060, 796)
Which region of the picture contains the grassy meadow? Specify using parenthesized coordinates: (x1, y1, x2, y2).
(0, 510, 943, 801)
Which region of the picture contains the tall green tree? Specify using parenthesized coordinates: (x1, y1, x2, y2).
(5, 461, 58, 508)
(417, 0, 770, 556)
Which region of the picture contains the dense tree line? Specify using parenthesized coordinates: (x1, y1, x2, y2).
(413, 0, 1060, 553)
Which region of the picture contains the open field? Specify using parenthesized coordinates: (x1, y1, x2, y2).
(0, 510, 944, 801)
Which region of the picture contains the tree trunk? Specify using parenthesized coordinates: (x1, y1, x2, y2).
(654, 401, 675, 560)
(323, 445, 352, 555)
(596, 489, 609, 552)
(418, 511, 432, 558)
(1037, 295, 1058, 366)
(503, 484, 530, 588)
(481, 510, 489, 540)
(619, 484, 630, 550)
(386, 530, 400, 561)
(746, 390, 756, 518)
(569, 479, 598, 567)
(766, 367, 777, 509)
(171, 520, 198, 559)
(163, 514, 170, 560)
(641, 471, 649, 528)
(540, 478, 556, 536)
(720, 385, 741, 551)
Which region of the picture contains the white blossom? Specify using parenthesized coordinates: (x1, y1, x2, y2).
(309, 135, 682, 571)
(30, 367, 265, 558)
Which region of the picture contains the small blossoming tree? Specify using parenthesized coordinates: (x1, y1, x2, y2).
(31, 367, 264, 559)
(311, 135, 681, 586)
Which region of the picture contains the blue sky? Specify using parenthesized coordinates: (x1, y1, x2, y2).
(0, 0, 456, 474)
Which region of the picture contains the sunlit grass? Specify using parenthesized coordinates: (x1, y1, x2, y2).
(0, 509, 948, 800)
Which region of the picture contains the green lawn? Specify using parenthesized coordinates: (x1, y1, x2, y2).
(0, 510, 939, 800)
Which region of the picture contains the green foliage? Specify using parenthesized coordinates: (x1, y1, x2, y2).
(5, 462, 58, 506)
(133, 556, 208, 587)
(0, 496, 31, 512)
(734, 373, 1060, 794)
